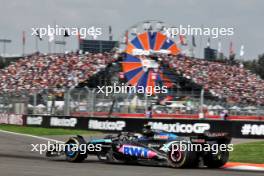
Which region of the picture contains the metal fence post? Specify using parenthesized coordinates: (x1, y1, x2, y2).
(145, 93, 148, 117)
(200, 88, 204, 119)
(85, 87, 95, 117)
(33, 92, 37, 114)
(64, 88, 70, 116)
(91, 89, 95, 117)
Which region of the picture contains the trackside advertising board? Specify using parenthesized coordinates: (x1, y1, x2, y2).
(25, 115, 264, 139)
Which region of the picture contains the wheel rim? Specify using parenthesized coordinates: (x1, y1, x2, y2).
(66, 143, 76, 158)
(170, 150, 183, 162)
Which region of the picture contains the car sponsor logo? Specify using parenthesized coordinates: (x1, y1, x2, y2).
(241, 124, 264, 136)
(153, 134, 169, 140)
(148, 122, 210, 134)
(0, 113, 23, 125)
(88, 120, 125, 131)
(148, 144, 161, 148)
(50, 117, 77, 127)
(118, 145, 157, 158)
(27, 116, 43, 125)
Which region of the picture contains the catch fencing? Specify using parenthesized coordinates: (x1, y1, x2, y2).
(0, 88, 263, 120)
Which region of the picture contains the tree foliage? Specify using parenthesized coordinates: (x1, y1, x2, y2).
(243, 54, 264, 79)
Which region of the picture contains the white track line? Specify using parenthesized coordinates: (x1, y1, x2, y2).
(0, 129, 64, 143)
(224, 166, 264, 171)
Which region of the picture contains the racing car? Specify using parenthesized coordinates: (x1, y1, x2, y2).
(46, 125, 231, 168)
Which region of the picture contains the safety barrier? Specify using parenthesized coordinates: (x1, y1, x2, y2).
(22, 115, 264, 139)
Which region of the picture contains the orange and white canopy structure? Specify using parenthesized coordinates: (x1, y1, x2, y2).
(121, 31, 180, 94)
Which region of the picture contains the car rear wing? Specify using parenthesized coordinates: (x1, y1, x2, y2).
(191, 132, 232, 144)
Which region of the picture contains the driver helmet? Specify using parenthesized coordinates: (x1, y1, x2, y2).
(142, 124, 154, 138)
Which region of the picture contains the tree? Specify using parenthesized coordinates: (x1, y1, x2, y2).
(256, 54, 264, 79)
(244, 54, 264, 79)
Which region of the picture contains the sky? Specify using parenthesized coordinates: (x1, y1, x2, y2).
(0, 0, 263, 60)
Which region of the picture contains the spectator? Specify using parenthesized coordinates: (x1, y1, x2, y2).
(165, 55, 264, 106)
(0, 52, 115, 95)
(146, 106, 153, 118)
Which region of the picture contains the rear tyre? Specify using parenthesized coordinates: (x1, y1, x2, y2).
(65, 136, 87, 162)
(204, 150, 229, 168)
(167, 142, 198, 168)
(105, 148, 116, 163)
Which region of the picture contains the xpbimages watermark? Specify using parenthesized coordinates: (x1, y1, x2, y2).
(31, 141, 102, 155)
(163, 25, 234, 39)
(97, 83, 168, 96)
(31, 25, 102, 39)
(169, 141, 234, 154)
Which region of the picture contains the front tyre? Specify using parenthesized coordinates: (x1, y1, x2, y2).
(65, 136, 87, 162)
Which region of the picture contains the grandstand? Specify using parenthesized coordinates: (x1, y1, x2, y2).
(0, 52, 115, 94)
(167, 55, 264, 106)
(0, 51, 263, 118)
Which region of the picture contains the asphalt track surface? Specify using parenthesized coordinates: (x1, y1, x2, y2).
(0, 131, 263, 176)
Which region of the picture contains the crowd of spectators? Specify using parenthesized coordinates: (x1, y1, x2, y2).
(166, 55, 264, 105)
(1, 51, 263, 106)
(0, 52, 115, 94)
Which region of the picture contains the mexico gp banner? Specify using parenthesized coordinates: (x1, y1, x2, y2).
(24, 115, 264, 139)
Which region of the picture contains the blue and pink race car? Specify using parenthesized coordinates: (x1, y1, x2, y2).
(46, 126, 231, 168)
